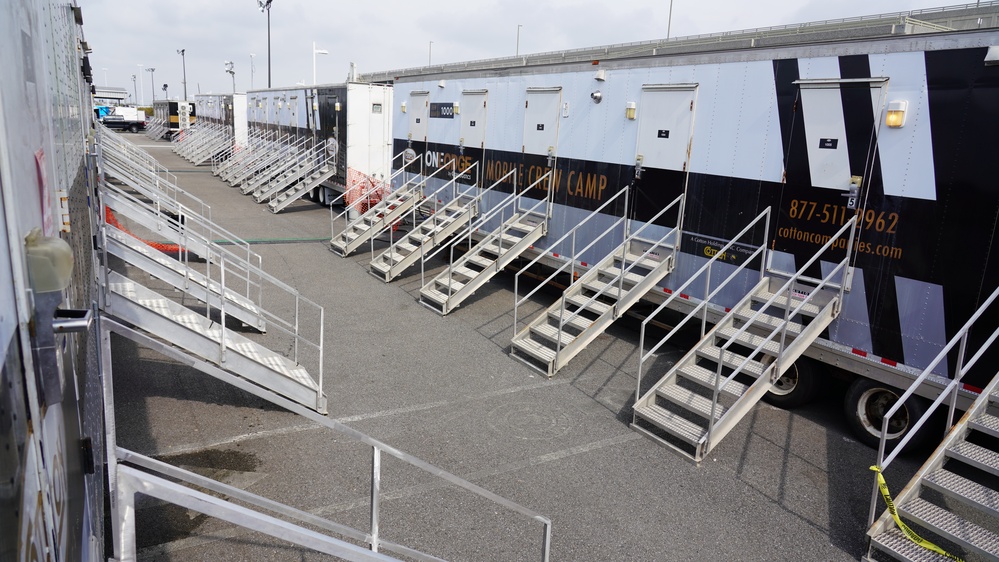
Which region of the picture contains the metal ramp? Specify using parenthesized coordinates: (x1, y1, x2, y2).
(368, 163, 481, 282)
(510, 191, 683, 377)
(864, 285, 999, 562)
(102, 271, 326, 412)
(632, 215, 855, 463)
(101, 221, 266, 332)
(267, 140, 336, 213)
(419, 170, 549, 315)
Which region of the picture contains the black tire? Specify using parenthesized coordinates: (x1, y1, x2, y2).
(763, 358, 822, 409)
(318, 188, 327, 205)
(128, 124, 139, 133)
(844, 378, 929, 450)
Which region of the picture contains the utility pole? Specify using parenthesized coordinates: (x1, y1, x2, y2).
(257, 0, 274, 88)
(131, 74, 137, 105)
(225, 61, 236, 94)
(137, 64, 144, 105)
(429, 41, 433, 66)
(516, 24, 522, 56)
(250, 53, 256, 90)
(312, 42, 328, 85)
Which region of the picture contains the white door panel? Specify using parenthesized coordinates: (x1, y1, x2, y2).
(522, 88, 561, 156)
(636, 85, 697, 171)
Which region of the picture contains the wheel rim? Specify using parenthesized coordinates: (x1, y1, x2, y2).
(857, 387, 908, 440)
(770, 364, 798, 396)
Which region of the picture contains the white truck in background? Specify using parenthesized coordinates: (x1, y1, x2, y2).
(95, 105, 146, 133)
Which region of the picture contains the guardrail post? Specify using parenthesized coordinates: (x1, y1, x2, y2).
(370, 447, 381, 552)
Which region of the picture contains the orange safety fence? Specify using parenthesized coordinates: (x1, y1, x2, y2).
(104, 207, 187, 254)
(344, 167, 401, 231)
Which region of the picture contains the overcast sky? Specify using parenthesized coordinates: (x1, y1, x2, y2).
(83, 0, 936, 104)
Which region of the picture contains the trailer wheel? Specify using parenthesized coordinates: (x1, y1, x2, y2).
(844, 378, 929, 450)
(762, 358, 821, 409)
(317, 188, 327, 205)
(308, 188, 318, 201)
(128, 124, 139, 133)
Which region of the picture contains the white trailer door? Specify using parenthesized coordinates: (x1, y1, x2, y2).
(523, 87, 561, 156)
(460, 89, 488, 149)
(409, 91, 429, 143)
(796, 78, 887, 191)
(635, 84, 698, 172)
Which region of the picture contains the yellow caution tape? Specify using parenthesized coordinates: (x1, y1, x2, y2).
(870, 466, 964, 562)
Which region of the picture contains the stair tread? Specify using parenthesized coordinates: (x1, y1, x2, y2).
(565, 294, 612, 316)
(656, 384, 723, 421)
(420, 287, 448, 305)
(599, 265, 649, 286)
(970, 413, 999, 438)
(677, 364, 749, 398)
(624, 252, 668, 270)
(733, 304, 804, 335)
(752, 289, 822, 316)
(900, 496, 999, 556)
(947, 441, 999, 476)
(466, 254, 495, 269)
(512, 337, 557, 364)
(696, 345, 767, 377)
(716, 326, 782, 356)
(531, 323, 576, 347)
(924, 469, 999, 516)
(546, 309, 593, 332)
(634, 404, 706, 444)
(870, 527, 953, 562)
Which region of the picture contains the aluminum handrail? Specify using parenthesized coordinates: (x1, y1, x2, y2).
(867, 282, 999, 526)
(547, 195, 683, 365)
(329, 151, 423, 230)
(635, 208, 772, 404)
(512, 186, 628, 335)
(99, 180, 326, 399)
(229, 133, 303, 186)
(418, 167, 523, 287)
(366, 160, 458, 258)
(419, 169, 522, 294)
(264, 139, 331, 205)
(703, 218, 856, 450)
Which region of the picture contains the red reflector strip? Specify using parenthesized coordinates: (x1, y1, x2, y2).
(664, 288, 672, 294)
(881, 358, 897, 367)
(963, 383, 983, 394)
(680, 293, 690, 299)
(581, 262, 588, 267)
(852, 348, 868, 358)
(552, 253, 560, 258)
(529, 245, 534, 250)
(725, 308, 731, 312)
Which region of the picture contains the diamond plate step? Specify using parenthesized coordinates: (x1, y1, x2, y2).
(633, 404, 706, 445)
(970, 413, 999, 440)
(695, 345, 767, 377)
(923, 469, 999, 518)
(752, 290, 822, 316)
(676, 364, 749, 399)
(947, 441, 999, 478)
(870, 527, 954, 562)
(900, 497, 999, 558)
(656, 384, 724, 421)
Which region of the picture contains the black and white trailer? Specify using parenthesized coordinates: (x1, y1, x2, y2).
(358, 3, 999, 457)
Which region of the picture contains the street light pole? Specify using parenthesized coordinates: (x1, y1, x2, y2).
(250, 53, 256, 90)
(516, 24, 522, 56)
(225, 61, 236, 94)
(147, 67, 156, 101)
(177, 49, 187, 100)
(102, 67, 108, 87)
(667, 0, 674, 39)
(131, 74, 137, 105)
(258, 1, 273, 88)
(312, 42, 328, 85)
(429, 41, 433, 66)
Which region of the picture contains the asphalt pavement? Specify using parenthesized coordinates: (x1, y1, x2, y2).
(107, 133, 925, 561)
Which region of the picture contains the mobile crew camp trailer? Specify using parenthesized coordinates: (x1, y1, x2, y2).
(244, 83, 393, 209)
(359, 3, 999, 457)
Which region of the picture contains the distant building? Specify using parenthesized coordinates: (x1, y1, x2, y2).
(94, 86, 129, 105)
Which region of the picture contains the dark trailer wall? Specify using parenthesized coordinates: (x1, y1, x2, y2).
(370, 8, 999, 389)
(248, 85, 346, 189)
(153, 99, 195, 131)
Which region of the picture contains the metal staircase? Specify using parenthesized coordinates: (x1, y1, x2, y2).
(267, 139, 337, 213)
(419, 169, 549, 315)
(632, 215, 855, 463)
(510, 190, 683, 377)
(368, 163, 480, 282)
(864, 285, 999, 562)
(329, 157, 428, 257)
